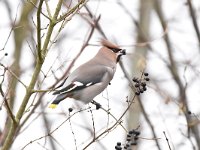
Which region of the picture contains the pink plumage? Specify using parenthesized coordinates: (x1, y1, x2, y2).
(101, 39, 120, 49)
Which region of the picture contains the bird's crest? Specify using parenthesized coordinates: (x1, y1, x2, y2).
(101, 39, 120, 50)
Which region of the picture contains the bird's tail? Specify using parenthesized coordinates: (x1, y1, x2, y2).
(49, 103, 57, 109)
(49, 99, 61, 109)
(49, 93, 69, 109)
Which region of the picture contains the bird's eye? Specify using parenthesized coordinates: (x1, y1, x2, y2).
(110, 48, 122, 53)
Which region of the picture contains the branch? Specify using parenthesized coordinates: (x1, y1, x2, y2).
(0, 85, 17, 125)
(163, 131, 172, 150)
(41, 0, 63, 58)
(57, 0, 88, 23)
(186, 0, 200, 51)
(28, 0, 51, 20)
(44, 0, 52, 18)
(37, 0, 43, 61)
(0, 63, 27, 89)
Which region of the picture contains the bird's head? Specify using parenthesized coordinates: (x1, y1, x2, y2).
(101, 39, 126, 62)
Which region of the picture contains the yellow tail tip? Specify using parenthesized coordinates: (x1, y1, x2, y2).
(48, 104, 57, 109)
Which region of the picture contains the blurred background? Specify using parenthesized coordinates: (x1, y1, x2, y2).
(0, 0, 200, 150)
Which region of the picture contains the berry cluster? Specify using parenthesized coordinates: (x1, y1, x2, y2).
(132, 72, 149, 95)
(115, 129, 140, 150)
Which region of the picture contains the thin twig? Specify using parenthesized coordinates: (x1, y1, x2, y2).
(89, 107, 96, 140)
(0, 63, 27, 88)
(163, 131, 172, 150)
(100, 107, 127, 132)
(44, 0, 52, 18)
(28, 0, 51, 20)
(57, 0, 88, 23)
(69, 112, 78, 150)
(186, 0, 200, 51)
(0, 87, 17, 125)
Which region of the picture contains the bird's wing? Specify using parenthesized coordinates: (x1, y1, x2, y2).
(53, 65, 114, 95)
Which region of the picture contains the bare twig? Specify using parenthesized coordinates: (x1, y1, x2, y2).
(28, 0, 51, 20)
(89, 107, 96, 140)
(44, 0, 52, 18)
(163, 131, 172, 150)
(0, 86, 17, 125)
(186, 0, 200, 51)
(69, 111, 78, 150)
(57, 0, 88, 23)
(0, 63, 27, 88)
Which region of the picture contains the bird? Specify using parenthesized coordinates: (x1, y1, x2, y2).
(49, 39, 126, 109)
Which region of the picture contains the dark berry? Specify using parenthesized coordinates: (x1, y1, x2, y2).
(143, 87, 147, 91)
(126, 143, 130, 148)
(127, 134, 131, 137)
(68, 108, 73, 112)
(115, 146, 122, 150)
(135, 91, 140, 95)
(132, 77, 138, 82)
(129, 130, 133, 134)
(131, 141, 137, 145)
(141, 82, 146, 87)
(188, 111, 192, 115)
(134, 131, 140, 136)
(117, 142, 121, 146)
(134, 136, 139, 140)
(135, 83, 140, 87)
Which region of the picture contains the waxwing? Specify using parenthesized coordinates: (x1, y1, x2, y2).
(49, 39, 126, 108)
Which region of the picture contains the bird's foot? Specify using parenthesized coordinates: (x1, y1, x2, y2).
(91, 100, 101, 110)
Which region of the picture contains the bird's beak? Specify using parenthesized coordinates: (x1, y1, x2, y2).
(116, 49, 126, 62)
(119, 49, 126, 55)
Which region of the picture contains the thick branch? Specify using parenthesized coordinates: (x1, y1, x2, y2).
(37, 0, 44, 61)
